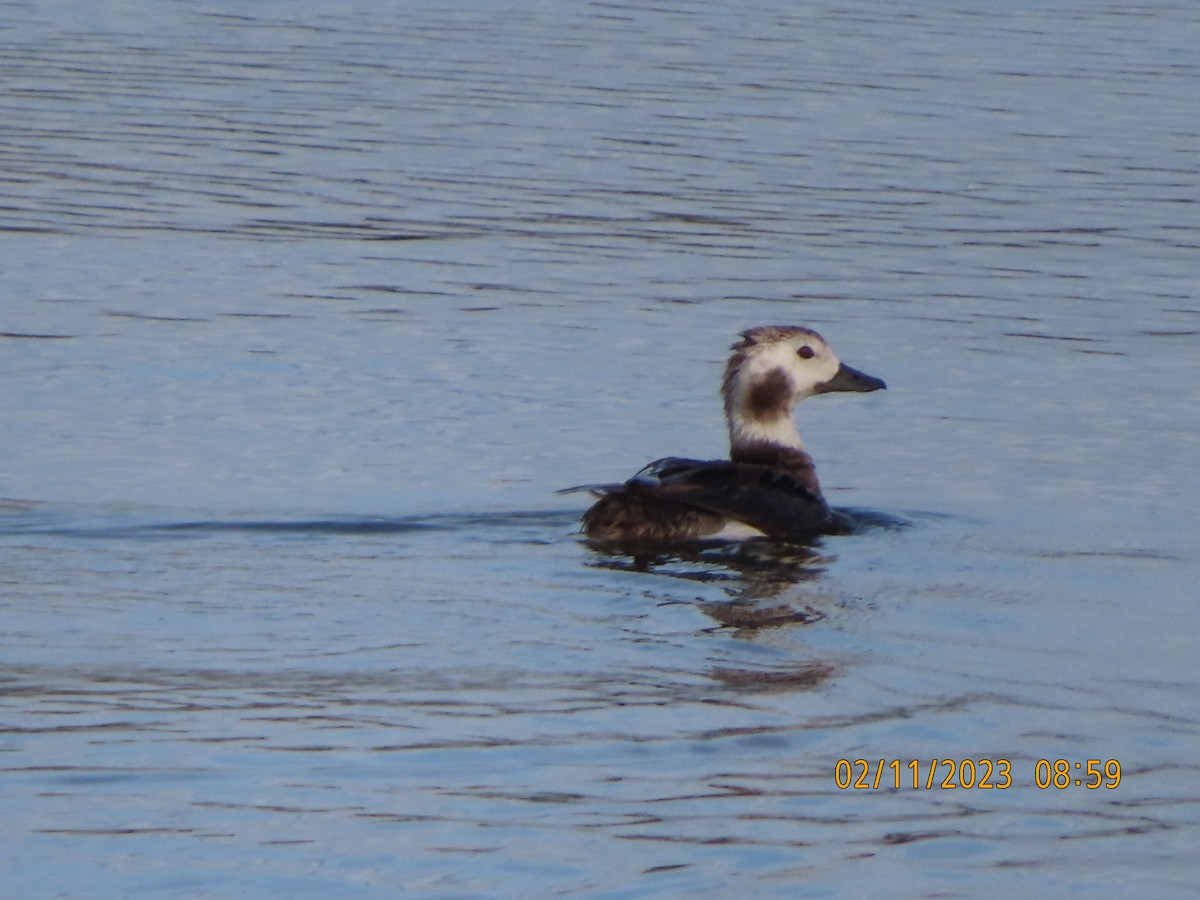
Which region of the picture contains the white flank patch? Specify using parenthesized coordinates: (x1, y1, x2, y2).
(710, 520, 768, 540)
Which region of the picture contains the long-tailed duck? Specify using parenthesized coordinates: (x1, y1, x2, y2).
(565, 326, 885, 542)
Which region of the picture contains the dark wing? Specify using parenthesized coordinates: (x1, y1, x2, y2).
(556, 483, 625, 497)
(640, 457, 833, 537)
(576, 457, 834, 542)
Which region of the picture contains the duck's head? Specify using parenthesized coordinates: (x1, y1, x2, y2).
(721, 326, 885, 450)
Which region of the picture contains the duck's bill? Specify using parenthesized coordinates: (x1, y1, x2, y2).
(815, 362, 887, 393)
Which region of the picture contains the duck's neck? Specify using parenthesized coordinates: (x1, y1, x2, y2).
(722, 365, 820, 485)
(723, 364, 807, 457)
(727, 408, 806, 456)
(726, 405, 822, 495)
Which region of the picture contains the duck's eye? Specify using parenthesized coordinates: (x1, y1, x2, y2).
(797, 345, 815, 359)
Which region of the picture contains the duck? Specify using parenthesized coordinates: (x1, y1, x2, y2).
(564, 326, 886, 542)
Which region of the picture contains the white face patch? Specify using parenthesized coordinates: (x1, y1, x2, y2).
(731, 333, 842, 404)
(781, 335, 842, 398)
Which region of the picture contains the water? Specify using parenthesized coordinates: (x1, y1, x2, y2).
(2, 0, 1199, 895)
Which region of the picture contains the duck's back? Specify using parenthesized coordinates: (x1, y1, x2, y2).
(580, 453, 835, 542)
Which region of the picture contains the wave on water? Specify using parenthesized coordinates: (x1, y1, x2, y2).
(0, 500, 580, 540)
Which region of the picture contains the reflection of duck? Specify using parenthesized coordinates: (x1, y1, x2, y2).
(566, 326, 885, 542)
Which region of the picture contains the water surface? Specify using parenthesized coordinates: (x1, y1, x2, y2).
(2, 0, 1198, 896)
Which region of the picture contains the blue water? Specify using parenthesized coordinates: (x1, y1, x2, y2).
(2, 0, 1198, 896)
